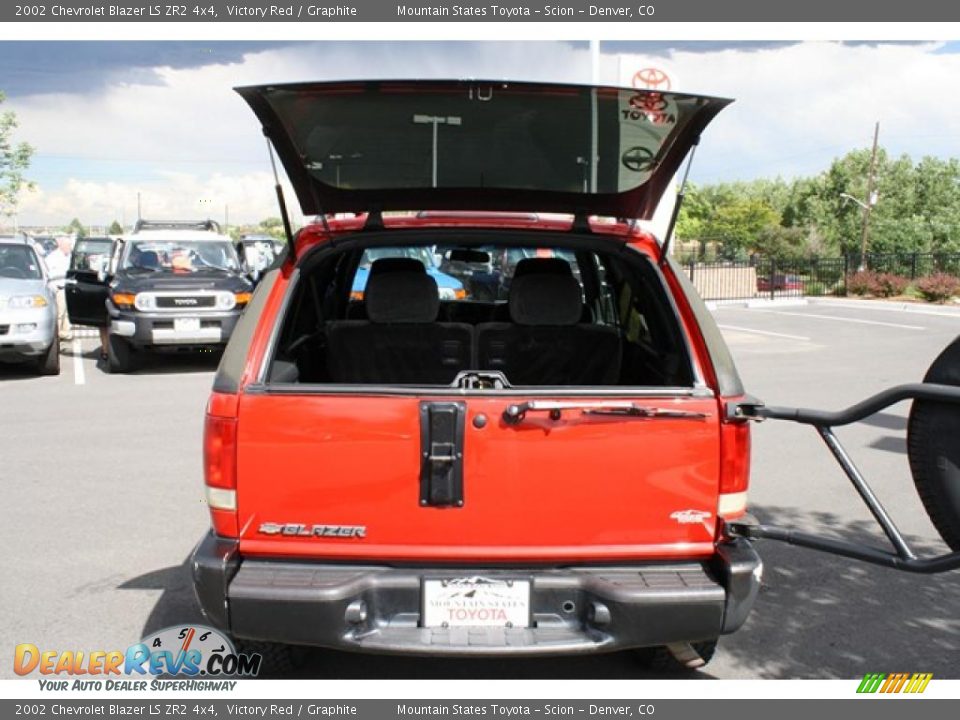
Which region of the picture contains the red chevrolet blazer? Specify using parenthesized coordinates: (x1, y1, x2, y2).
(190, 79, 767, 673)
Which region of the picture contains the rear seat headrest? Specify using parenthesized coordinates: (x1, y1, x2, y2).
(509, 273, 582, 326)
(369, 257, 426, 275)
(366, 271, 439, 323)
(513, 257, 573, 278)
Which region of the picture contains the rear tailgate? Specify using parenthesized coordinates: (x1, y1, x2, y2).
(235, 393, 721, 562)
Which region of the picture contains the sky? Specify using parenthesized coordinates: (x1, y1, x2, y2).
(2, 40, 960, 228)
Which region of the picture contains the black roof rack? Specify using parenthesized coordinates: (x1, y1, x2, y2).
(133, 219, 221, 233)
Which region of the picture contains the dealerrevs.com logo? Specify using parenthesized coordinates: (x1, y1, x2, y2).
(14, 625, 261, 689)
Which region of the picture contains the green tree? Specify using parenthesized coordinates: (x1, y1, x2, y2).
(108, 220, 124, 235)
(65, 217, 87, 238)
(912, 156, 960, 253)
(675, 143, 960, 260)
(258, 217, 286, 240)
(0, 91, 34, 217)
(702, 197, 780, 260)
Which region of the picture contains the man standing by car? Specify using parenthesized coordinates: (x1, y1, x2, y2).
(44, 235, 74, 341)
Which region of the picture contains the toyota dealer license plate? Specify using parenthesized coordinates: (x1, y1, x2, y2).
(422, 578, 530, 628)
(174, 317, 201, 332)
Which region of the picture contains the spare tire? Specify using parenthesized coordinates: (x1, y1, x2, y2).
(907, 336, 960, 551)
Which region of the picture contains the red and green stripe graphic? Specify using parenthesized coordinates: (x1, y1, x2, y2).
(857, 672, 933, 694)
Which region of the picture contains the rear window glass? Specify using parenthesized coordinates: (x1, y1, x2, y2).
(349, 246, 583, 304)
(259, 83, 715, 196)
(267, 241, 693, 389)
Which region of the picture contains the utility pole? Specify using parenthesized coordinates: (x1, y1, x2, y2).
(858, 122, 880, 270)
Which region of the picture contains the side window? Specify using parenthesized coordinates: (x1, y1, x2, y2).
(586, 252, 619, 326)
(618, 282, 653, 344)
(70, 240, 114, 273)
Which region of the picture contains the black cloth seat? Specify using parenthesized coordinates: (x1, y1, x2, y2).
(327, 269, 472, 384)
(476, 267, 621, 386)
(493, 257, 592, 322)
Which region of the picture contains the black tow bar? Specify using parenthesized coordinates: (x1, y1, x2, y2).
(726, 382, 960, 574)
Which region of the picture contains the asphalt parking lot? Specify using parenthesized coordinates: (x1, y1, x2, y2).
(2, 299, 959, 679)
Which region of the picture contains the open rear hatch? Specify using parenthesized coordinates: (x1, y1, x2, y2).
(236, 79, 731, 219)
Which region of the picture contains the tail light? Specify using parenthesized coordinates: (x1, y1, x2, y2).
(204, 411, 238, 537)
(719, 419, 751, 520)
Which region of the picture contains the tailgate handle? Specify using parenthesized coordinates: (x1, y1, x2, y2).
(503, 400, 708, 425)
(419, 402, 466, 508)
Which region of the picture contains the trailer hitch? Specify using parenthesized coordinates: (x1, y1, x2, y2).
(725, 382, 960, 574)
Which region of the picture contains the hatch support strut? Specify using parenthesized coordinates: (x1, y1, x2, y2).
(725, 383, 960, 573)
(659, 138, 699, 266)
(264, 136, 297, 261)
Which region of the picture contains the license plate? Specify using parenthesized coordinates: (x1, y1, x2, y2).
(174, 317, 201, 332)
(422, 578, 530, 628)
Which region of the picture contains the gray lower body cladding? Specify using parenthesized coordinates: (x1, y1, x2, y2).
(192, 533, 761, 656)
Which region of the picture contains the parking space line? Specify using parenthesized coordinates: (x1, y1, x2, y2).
(747, 309, 927, 331)
(718, 324, 810, 341)
(72, 339, 85, 386)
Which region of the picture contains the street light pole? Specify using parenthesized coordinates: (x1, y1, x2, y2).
(859, 121, 880, 270)
(412, 114, 462, 188)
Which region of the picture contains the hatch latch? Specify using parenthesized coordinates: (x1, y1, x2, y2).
(419, 402, 466, 508)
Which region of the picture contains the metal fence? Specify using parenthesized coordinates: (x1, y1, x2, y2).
(684, 253, 960, 302)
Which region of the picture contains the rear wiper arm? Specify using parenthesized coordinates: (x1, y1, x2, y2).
(502, 400, 707, 425)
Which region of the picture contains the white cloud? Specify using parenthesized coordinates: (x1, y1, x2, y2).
(7, 40, 960, 226)
(10, 41, 595, 225)
(16, 172, 290, 230)
(616, 41, 960, 181)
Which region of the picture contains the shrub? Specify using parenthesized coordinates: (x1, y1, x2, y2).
(847, 270, 876, 295)
(846, 270, 909, 297)
(804, 281, 828, 297)
(847, 270, 876, 296)
(915, 273, 960, 303)
(873, 273, 910, 298)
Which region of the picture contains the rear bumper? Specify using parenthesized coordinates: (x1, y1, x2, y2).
(192, 533, 762, 656)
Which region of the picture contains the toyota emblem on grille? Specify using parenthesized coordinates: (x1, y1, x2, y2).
(174, 298, 199, 305)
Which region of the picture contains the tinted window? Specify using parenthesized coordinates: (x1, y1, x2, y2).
(260, 83, 717, 195)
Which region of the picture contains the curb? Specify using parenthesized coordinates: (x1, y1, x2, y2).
(808, 297, 960, 317)
(706, 298, 809, 311)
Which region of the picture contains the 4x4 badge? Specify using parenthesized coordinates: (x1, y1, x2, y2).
(258, 523, 366, 538)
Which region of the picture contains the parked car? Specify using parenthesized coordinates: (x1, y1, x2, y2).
(437, 247, 499, 302)
(0, 236, 59, 375)
(757, 273, 804, 292)
(30, 235, 58, 257)
(66, 220, 254, 373)
(236, 234, 286, 281)
(191, 80, 960, 675)
(350, 246, 465, 302)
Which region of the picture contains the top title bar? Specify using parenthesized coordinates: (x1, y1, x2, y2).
(5, 0, 960, 22)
